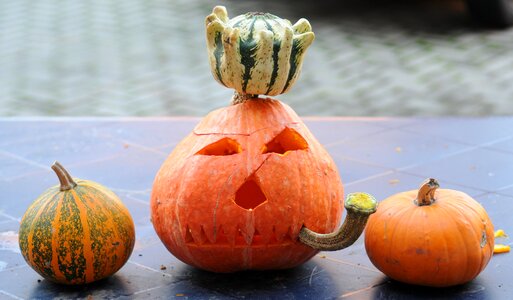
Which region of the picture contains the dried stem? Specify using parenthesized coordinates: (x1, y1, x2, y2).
(231, 91, 259, 105)
(51, 161, 77, 191)
(415, 178, 439, 206)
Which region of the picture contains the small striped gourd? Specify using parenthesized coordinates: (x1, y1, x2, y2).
(206, 6, 315, 99)
(18, 162, 135, 285)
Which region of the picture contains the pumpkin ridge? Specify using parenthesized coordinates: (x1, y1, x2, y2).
(57, 191, 88, 283)
(264, 19, 281, 95)
(69, 189, 95, 283)
(76, 187, 120, 281)
(440, 203, 476, 284)
(19, 190, 52, 262)
(171, 161, 205, 266)
(107, 202, 136, 267)
(444, 197, 488, 246)
(432, 205, 455, 285)
(382, 202, 414, 269)
(212, 164, 241, 236)
(445, 198, 492, 278)
(77, 188, 107, 281)
(79, 180, 122, 204)
(25, 192, 61, 279)
(395, 205, 421, 280)
(39, 193, 63, 278)
(51, 192, 69, 282)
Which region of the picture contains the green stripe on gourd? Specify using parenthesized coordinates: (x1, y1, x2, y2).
(205, 6, 314, 99)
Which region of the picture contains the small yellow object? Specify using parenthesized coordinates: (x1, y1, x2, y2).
(389, 179, 400, 185)
(494, 229, 508, 238)
(493, 244, 510, 254)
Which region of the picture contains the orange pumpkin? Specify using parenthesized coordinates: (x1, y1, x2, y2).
(364, 178, 494, 287)
(151, 98, 344, 272)
(150, 6, 378, 272)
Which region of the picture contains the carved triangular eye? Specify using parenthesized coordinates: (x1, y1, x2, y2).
(262, 127, 308, 155)
(196, 138, 242, 156)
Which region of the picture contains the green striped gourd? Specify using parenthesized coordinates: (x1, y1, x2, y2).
(18, 162, 135, 285)
(206, 6, 315, 100)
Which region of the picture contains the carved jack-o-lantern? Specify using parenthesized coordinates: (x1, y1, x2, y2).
(150, 6, 377, 272)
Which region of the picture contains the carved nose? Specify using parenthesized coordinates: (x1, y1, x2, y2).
(234, 178, 267, 210)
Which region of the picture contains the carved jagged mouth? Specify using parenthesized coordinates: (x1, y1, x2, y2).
(184, 225, 297, 247)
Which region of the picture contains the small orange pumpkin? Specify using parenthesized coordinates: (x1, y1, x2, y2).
(18, 162, 135, 284)
(364, 178, 494, 287)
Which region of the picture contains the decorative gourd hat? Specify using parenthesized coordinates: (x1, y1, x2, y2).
(205, 6, 314, 101)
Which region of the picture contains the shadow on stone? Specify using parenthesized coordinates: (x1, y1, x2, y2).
(180, 261, 341, 298)
(372, 278, 490, 299)
(28, 275, 132, 299)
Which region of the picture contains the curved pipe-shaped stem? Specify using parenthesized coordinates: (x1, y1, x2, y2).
(299, 192, 377, 251)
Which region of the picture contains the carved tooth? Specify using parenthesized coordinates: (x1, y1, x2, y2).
(184, 225, 195, 244)
(214, 225, 229, 244)
(200, 226, 214, 244)
(287, 226, 297, 241)
(289, 223, 302, 241)
(292, 18, 312, 34)
(189, 224, 206, 244)
(273, 224, 291, 242)
(243, 228, 255, 245)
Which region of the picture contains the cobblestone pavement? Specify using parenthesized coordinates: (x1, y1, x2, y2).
(1, 0, 513, 116)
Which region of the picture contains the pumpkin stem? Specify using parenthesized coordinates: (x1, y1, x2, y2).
(51, 161, 77, 191)
(298, 193, 377, 251)
(415, 178, 439, 206)
(231, 91, 259, 105)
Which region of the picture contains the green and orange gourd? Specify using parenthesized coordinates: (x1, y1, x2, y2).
(150, 6, 377, 272)
(18, 162, 135, 284)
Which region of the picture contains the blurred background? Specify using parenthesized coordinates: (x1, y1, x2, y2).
(1, 0, 513, 116)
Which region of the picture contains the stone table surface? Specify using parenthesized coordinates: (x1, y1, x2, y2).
(0, 117, 512, 299)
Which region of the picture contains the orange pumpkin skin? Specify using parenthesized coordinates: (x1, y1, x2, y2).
(364, 187, 494, 287)
(151, 98, 343, 272)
